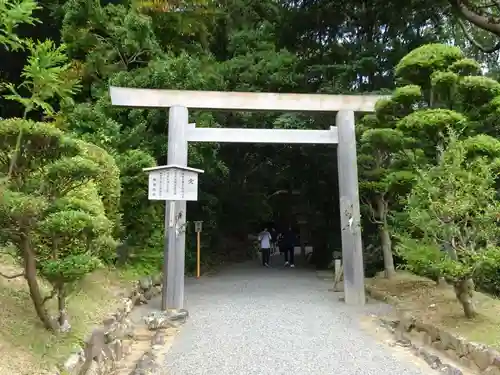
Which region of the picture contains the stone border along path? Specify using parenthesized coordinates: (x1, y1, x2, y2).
(155, 260, 435, 375)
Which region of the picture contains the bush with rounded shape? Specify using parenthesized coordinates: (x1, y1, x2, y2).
(396, 109, 467, 158)
(395, 44, 463, 89)
(0, 118, 80, 177)
(114, 149, 163, 265)
(0, 118, 119, 331)
(400, 134, 500, 318)
(449, 58, 481, 76)
(460, 134, 500, 160)
(456, 76, 500, 109)
(430, 71, 458, 107)
(77, 140, 121, 231)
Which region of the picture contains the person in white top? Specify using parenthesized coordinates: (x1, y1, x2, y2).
(258, 227, 272, 267)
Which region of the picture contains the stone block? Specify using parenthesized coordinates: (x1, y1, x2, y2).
(169, 309, 189, 322)
(458, 356, 480, 372)
(63, 353, 83, 375)
(151, 331, 166, 346)
(400, 312, 415, 332)
(144, 311, 177, 330)
(455, 337, 469, 357)
(131, 351, 160, 375)
(439, 365, 463, 375)
(133, 294, 148, 306)
(100, 342, 116, 363)
(468, 343, 492, 371)
(490, 350, 500, 367)
(122, 340, 132, 356)
(123, 298, 134, 314)
(423, 333, 433, 346)
(432, 340, 443, 351)
(408, 329, 426, 344)
(143, 289, 155, 300)
(444, 348, 459, 361)
(413, 319, 428, 332)
(84, 329, 106, 361)
(427, 325, 440, 341)
(151, 273, 162, 286)
(152, 285, 162, 296)
(458, 356, 473, 368)
(102, 317, 116, 328)
(439, 331, 458, 350)
(484, 366, 500, 375)
(104, 324, 119, 343)
(83, 360, 100, 375)
(139, 276, 153, 291)
(110, 339, 123, 361)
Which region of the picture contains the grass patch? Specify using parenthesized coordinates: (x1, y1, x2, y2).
(366, 271, 500, 349)
(0, 253, 139, 375)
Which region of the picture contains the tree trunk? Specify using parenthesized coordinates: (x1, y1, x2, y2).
(57, 286, 65, 325)
(375, 196, 395, 278)
(57, 285, 71, 332)
(380, 225, 396, 278)
(454, 279, 477, 319)
(21, 235, 57, 331)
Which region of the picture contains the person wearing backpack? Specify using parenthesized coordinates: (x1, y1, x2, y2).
(282, 225, 296, 268)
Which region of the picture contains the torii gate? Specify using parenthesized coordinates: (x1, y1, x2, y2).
(109, 87, 384, 310)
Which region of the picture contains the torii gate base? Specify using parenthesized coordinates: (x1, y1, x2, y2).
(110, 87, 384, 310)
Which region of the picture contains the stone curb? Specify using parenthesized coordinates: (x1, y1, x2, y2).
(129, 341, 173, 375)
(51, 274, 187, 375)
(366, 284, 500, 375)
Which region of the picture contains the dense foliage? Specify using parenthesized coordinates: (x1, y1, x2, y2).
(2, 0, 500, 329)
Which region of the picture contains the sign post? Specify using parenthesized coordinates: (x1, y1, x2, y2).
(143, 164, 204, 310)
(194, 221, 203, 279)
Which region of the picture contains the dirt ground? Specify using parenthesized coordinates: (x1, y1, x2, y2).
(0, 253, 137, 374)
(366, 272, 500, 349)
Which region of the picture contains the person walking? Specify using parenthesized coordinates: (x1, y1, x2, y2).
(270, 227, 278, 255)
(258, 227, 272, 267)
(282, 225, 296, 268)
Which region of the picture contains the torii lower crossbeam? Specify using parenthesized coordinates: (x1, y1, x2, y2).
(186, 126, 338, 144)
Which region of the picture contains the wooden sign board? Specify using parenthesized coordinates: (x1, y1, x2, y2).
(144, 164, 204, 201)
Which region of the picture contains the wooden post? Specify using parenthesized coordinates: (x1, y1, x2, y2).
(336, 110, 366, 305)
(163, 105, 189, 311)
(196, 231, 201, 279)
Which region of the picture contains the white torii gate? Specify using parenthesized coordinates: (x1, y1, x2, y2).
(109, 87, 385, 310)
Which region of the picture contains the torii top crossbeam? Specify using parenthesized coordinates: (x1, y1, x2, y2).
(110, 87, 386, 112)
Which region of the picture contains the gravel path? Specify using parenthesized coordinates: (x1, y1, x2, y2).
(161, 258, 432, 375)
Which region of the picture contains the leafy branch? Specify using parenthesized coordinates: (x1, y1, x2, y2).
(0, 0, 40, 51)
(2, 39, 81, 181)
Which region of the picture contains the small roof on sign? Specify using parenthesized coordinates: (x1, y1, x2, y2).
(143, 164, 205, 174)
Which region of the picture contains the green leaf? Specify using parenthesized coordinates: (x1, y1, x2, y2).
(3, 39, 81, 117)
(0, 0, 40, 51)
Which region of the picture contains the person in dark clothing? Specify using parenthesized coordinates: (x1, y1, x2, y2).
(270, 227, 278, 254)
(282, 226, 296, 267)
